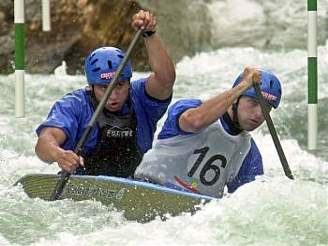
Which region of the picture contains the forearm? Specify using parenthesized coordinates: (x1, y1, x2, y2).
(132, 10, 175, 99)
(35, 128, 82, 172)
(144, 34, 175, 98)
(181, 80, 252, 132)
(201, 80, 252, 122)
(35, 135, 62, 163)
(145, 34, 175, 84)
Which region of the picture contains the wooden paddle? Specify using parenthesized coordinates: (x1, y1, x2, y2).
(49, 29, 143, 201)
(253, 83, 294, 180)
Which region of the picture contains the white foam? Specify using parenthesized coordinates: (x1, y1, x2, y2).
(54, 61, 67, 76)
(1, 39, 328, 246)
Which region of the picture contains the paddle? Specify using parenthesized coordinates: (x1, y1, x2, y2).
(49, 29, 143, 201)
(253, 83, 294, 180)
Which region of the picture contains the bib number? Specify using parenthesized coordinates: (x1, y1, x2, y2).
(188, 146, 227, 186)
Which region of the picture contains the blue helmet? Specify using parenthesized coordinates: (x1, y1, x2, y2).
(85, 47, 132, 85)
(232, 69, 282, 108)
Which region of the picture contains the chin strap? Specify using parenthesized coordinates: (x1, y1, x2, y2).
(230, 97, 243, 133)
(90, 85, 96, 100)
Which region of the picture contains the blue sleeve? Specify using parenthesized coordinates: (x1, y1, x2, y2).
(158, 99, 202, 139)
(131, 78, 172, 122)
(35, 90, 91, 151)
(227, 139, 264, 193)
(130, 78, 172, 153)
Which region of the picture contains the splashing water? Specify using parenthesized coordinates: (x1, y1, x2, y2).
(1, 0, 328, 241)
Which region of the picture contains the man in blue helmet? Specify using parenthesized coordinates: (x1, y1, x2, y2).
(35, 10, 175, 178)
(134, 67, 282, 198)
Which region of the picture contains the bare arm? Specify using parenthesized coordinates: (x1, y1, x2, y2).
(179, 67, 261, 133)
(132, 10, 176, 100)
(35, 127, 83, 173)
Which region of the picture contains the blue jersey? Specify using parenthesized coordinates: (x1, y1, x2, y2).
(158, 99, 263, 193)
(36, 78, 171, 155)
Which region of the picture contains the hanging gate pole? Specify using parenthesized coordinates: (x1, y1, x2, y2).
(14, 0, 25, 118)
(307, 0, 318, 150)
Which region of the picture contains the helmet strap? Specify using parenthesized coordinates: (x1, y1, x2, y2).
(231, 97, 243, 132)
(90, 85, 98, 102)
(89, 85, 100, 109)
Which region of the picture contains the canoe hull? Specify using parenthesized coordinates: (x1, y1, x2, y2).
(15, 174, 214, 222)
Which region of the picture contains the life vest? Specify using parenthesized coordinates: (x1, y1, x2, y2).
(135, 120, 251, 198)
(81, 94, 143, 177)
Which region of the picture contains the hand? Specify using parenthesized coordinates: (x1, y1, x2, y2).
(131, 10, 156, 32)
(55, 148, 84, 173)
(243, 67, 261, 87)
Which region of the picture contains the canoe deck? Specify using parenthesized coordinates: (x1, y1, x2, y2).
(15, 174, 215, 222)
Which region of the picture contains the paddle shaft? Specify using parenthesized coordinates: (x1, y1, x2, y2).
(253, 83, 294, 179)
(49, 29, 143, 201)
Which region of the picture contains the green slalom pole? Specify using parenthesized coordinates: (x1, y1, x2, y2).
(14, 0, 25, 117)
(307, 0, 317, 150)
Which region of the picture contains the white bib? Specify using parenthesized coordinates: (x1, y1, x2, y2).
(135, 120, 251, 198)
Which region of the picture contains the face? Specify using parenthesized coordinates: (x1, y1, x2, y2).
(237, 96, 272, 131)
(93, 81, 130, 112)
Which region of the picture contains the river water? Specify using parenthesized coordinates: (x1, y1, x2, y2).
(1, 0, 328, 245)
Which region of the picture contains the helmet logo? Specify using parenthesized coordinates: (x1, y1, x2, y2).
(100, 72, 116, 80)
(262, 91, 277, 102)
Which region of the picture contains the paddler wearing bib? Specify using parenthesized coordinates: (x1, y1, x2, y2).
(134, 67, 282, 198)
(35, 10, 175, 178)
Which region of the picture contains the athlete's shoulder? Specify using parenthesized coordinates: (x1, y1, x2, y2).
(167, 98, 202, 114)
(56, 87, 91, 110)
(242, 138, 263, 171)
(158, 99, 202, 139)
(63, 87, 89, 101)
(171, 98, 202, 108)
(130, 77, 147, 91)
(249, 138, 261, 156)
